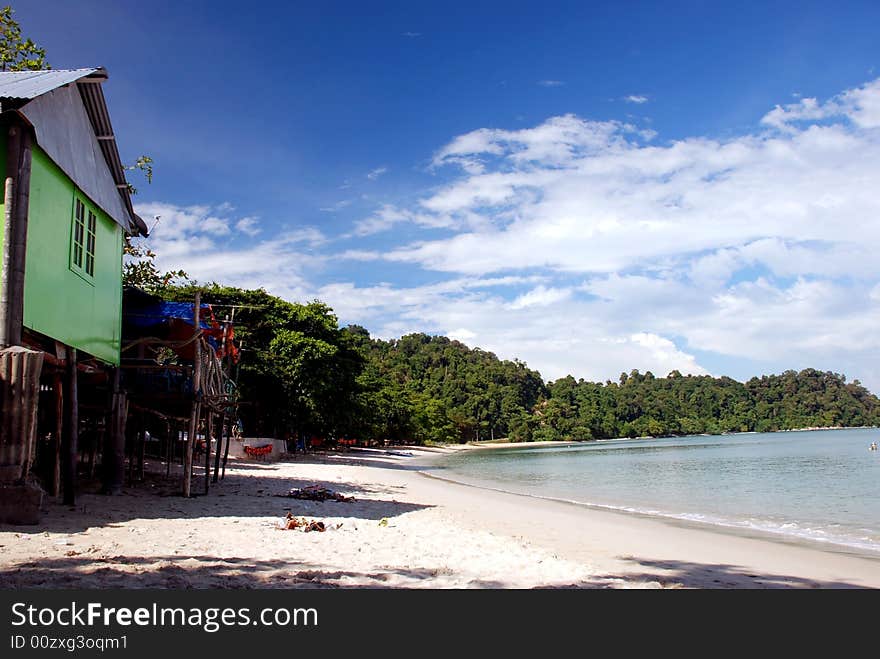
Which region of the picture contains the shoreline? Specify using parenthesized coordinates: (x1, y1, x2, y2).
(1, 446, 878, 588)
(417, 467, 880, 563)
(423, 431, 880, 561)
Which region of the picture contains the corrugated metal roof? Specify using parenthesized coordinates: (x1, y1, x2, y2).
(0, 68, 145, 236)
(0, 68, 103, 100)
(77, 78, 143, 234)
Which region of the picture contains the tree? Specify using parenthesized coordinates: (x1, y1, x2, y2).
(123, 235, 188, 293)
(0, 5, 48, 71)
(120, 150, 185, 291)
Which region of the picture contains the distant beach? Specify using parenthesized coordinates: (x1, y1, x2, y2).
(1, 444, 879, 589)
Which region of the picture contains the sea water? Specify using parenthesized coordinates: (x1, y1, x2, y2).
(430, 428, 880, 555)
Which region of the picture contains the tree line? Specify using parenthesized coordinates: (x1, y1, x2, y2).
(156, 284, 879, 444)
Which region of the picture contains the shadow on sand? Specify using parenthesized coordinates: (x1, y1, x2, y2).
(543, 556, 869, 589)
(0, 553, 486, 589)
(2, 552, 864, 589)
(1, 458, 431, 536)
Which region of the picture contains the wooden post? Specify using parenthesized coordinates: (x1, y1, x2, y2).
(7, 127, 32, 347)
(212, 412, 225, 483)
(204, 412, 213, 494)
(138, 418, 146, 482)
(127, 413, 145, 484)
(165, 420, 172, 477)
(52, 371, 62, 497)
(103, 367, 127, 495)
(0, 177, 13, 348)
(126, 423, 133, 487)
(62, 349, 78, 505)
(221, 417, 232, 479)
(183, 292, 201, 497)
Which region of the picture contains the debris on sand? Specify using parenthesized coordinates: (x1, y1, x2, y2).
(278, 513, 326, 532)
(279, 485, 356, 502)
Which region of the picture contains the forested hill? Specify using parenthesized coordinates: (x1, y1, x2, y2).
(353, 328, 547, 442)
(535, 369, 880, 440)
(355, 339, 880, 441)
(345, 329, 546, 444)
(160, 284, 879, 443)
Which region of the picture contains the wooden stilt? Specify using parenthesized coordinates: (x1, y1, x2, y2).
(221, 418, 232, 479)
(183, 292, 201, 498)
(137, 414, 145, 482)
(87, 418, 96, 480)
(165, 420, 172, 477)
(103, 367, 127, 495)
(62, 349, 78, 505)
(126, 415, 134, 487)
(52, 371, 62, 497)
(212, 412, 225, 483)
(204, 412, 213, 495)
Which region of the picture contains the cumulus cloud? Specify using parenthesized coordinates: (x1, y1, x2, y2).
(133, 201, 323, 300)
(351, 204, 456, 236)
(235, 217, 261, 236)
(314, 277, 710, 382)
(340, 77, 880, 389)
(761, 78, 880, 130)
(386, 89, 880, 279)
(144, 77, 880, 391)
(508, 285, 572, 309)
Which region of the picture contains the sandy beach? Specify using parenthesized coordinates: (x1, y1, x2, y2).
(1, 445, 879, 589)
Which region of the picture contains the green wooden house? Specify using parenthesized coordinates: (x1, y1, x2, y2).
(0, 68, 146, 511)
(0, 68, 146, 363)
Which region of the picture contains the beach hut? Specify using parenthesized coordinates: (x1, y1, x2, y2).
(0, 68, 147, 520)
(120, 287, 240, 496)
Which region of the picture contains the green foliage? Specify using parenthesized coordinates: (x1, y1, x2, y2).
(124, 156, 154, 195)
(123, 236, 189, 293)
(153, 289, 878, 446)
(162, 285, 363, 440)
(535, 368, 880, 440)
(0, 6, 48, 71)
(347, 331, 547, 444)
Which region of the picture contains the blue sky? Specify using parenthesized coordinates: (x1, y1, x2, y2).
(16, 1, 880, 390)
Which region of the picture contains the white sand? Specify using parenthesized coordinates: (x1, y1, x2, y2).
(1, 446, 879, 589)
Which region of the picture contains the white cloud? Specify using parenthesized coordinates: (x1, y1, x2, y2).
(144, 78, 880, 391)
(538, 80, 565, 87)
(200, 216, 231, 235)
(132, 201, 324, 301)
(761, 78, 880, 130)
(355, 77, 880, 389)
(235, 217, 261, 236)
(385, 101, 880, 278)
(447, 328, 477, 341)
(508, 285, 571, 309)
(315, 278, 709, 382)
(623, 94, 649, 104)
(351, 204, 456, 236)
(367, 166, 388, 180)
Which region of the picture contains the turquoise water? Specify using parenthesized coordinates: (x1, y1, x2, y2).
(430, 428, 880, 554)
